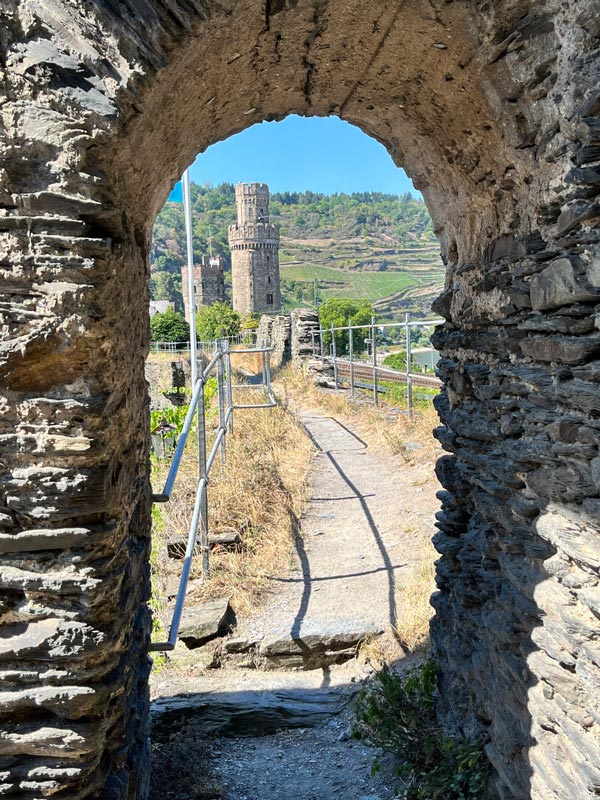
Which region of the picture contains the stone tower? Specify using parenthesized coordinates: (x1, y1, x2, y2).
(181, 255, 225, 322)
(228, 183, 281, 315)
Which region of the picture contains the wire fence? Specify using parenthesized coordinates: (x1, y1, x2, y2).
(310, 312, 443, 416)
(149, 337, 276, 652)
(150, 331, 253, 355)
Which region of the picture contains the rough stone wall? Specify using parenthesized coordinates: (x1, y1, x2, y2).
(145, 358, 190, 413)
(0, 2, 598, 799)
(291, 309, 320, 365)
(257, 314, 292, 368)
(256, 309, 319, 368)
(428, 9, 600, 798)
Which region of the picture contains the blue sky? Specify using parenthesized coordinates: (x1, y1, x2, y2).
(169, 115, 419, 201)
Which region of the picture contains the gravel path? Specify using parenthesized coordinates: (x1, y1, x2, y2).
(210, 708, 397, 800)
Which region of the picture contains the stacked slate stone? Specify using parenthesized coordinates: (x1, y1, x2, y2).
(430, 92, 600, 799)
(257, 314, 292, 369)
(291, 309, 320, 365)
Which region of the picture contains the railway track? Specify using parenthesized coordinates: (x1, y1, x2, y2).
(330, 359, 442, 389)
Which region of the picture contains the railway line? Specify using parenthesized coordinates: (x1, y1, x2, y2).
(329, 359, 442, 389)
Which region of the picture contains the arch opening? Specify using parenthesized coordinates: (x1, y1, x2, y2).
(2, 3, 599, 800)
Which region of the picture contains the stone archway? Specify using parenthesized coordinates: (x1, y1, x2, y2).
(1, 2, 599, 798)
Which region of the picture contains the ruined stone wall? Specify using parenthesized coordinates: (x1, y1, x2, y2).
(257, 314, 292, 369)
(291, 309, 320, 365)
(0, 2, 598, 799)
(256, 309, 319, 368)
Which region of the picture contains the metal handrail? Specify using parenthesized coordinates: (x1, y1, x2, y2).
(149, 337, 276, 652)
(313, 317, 443, 335)
(149, 332, 253, 355)
(310, 312, 443, 415)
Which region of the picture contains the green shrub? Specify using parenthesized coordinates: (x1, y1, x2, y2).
(150, 309, 189, 343)
(354, 661, 489, 799)
(196, 302, 241, 341)
(319, 297, 373, 355)
(383, 351, 407, 371)
(150, 378, 218, 445)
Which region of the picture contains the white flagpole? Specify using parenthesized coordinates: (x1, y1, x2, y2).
(182, 169, 198, 385)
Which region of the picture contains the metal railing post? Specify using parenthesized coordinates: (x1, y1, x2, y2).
(311, 331, 316, 358)
(371, 315, 378, 406)
(331, 323, 338, 389)
(261, 337, 268, 387)
(349, 319, 355, 398)
(405, 312, 413, 419)
(319, 326, 325, 360)
(266, 340, 273, 397)
(224, 339, 233, 434)
(182, 169, 198, 386)
(149, 336, 280, 649)
(216, 339, 226, 468)
(197, 377, 210, 578)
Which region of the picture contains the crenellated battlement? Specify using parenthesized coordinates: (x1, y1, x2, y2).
(234, 182, 271, 225)
(228, 222, 279, 246)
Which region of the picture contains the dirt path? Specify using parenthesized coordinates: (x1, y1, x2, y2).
(150, 408, 438, 800)
(151, 663, 397, 800)
(231, 410, 422, 669)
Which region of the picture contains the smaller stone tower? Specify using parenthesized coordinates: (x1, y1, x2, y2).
(181, 255, 225, 322)
(228, 183, 281, 316)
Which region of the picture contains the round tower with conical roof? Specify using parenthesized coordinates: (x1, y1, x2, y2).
(228, 183, 281, 316)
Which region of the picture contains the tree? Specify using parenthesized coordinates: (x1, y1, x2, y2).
(383, 351, 407, 371)
(196, 302, 241, 341)
(150, 310, 189, 343)
(318, 298, 373, 355)
(150, 271, 181, 309)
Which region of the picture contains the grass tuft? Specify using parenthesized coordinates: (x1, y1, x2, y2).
(151, 400, 313, 627)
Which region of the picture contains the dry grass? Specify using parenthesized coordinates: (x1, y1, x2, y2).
(152, 401, 313, 622)
(395, 535, 437, 652)
(279, 365, 440, 465)
(228, 346, 264, 375)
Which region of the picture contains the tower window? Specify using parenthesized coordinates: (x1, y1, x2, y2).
(268, 276, 271, 284)
(266, 293, 273, 305)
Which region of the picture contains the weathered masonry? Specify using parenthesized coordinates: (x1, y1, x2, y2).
(229, 182, 282, 315)
(0, 2, 599, 798)
(181, 255, 225, 322)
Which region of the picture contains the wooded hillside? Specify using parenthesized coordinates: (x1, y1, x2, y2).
(151, 182, 443, 318)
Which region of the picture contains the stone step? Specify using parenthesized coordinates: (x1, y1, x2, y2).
(151, 686, 348, 739)
(178, 596, 234, 648)
(258, 625, 385, 670)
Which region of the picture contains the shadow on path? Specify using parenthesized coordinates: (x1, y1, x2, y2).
(325, 451, 398, 628)
(293, 414, 399, 639)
